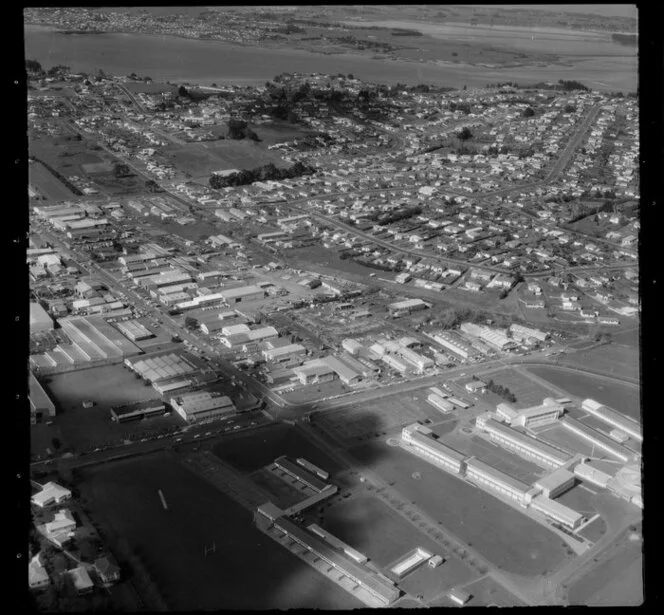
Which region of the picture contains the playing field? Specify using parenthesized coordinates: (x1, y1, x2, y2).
(480, 367, 558, 409)
(562, 343, 640, 382)
(211, 423, 342, 475)
(349, 442, 573, 577)
(314, 393, 446, 446)
(78, 452, 360, 610)
(42, 364, 179, 451)
(29, 160, 78, 201)
(526, 367, 641, 422)
(566, 540, 643, 606)
(163, 140, 286, 179)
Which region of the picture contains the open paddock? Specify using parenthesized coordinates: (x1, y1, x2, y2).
(41, 364, 179, 451)
(348, 441, 573, 577)
(526, 366, 641, 422)
(211, 423, 341, 475)
(78, 452, 358, 610)
(29, 160, 79, 201)
(559, 343, 640, 382)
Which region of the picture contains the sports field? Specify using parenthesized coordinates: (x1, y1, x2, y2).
(162, 140, 286, 179)
(29, 160, 78, 201)
(349, 442, 573, 577)
(480, 368, 558, 409)
(42, 364, 179, 451)
(526, 367, 641, 422)
(314, 393, 446, 445)
(78, 452, 359, 610)
(566, 540, 643, 606)
(211, 423, 342, 475)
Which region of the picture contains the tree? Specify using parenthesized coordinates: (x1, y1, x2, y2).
(457, 127, 474, 141)
(26, 58, 43, 74)
(184, 317, 199, 330)
(178, 85, 189, 98)
(114, 163, 131, 178)
(564, 104, 577, 113)
(51, 437, 61, 450)
(523, 106, 535, 118)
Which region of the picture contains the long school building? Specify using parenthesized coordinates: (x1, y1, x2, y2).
(581, 399, 642, 442)
(561, 417, 634, 463)
(465, 458, 531, 506)
(476, 415, 572, 468)
(401, 424, 467, 474)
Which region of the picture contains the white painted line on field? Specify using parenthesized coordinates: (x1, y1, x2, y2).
(158, 489, 168, 510)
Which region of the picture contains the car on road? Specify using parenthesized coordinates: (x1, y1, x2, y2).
(193, 434, 200, 439)
(205, 432, 212, 436)
(233, 425, 241, 430)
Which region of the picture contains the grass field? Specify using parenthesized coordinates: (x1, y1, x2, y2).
(42, 364, 179, 451)
(566, 540, 643, 606)
(29, 160, 78, 201)
(314, 393, 446, 446)
(535, 425, 597, 458)
(78, 453, 360, 610)
(441, 431, 546, 484)
(162, 140, 286, 179)
(211, 423, 342, 475)
(562, 343, 640, 381)
(577, 516, 607, 543)
(609, 327, 639, 349)
(556, 485, 601, 517)
(481, 367, 560, 408)
(249, 468, 309, 509)
(457, 575, 527, 607)
(399, 556, 478, 603)
(348, 441, 573, 577)
(526, 367, 641, 421)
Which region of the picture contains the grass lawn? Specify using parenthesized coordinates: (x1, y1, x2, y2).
(212, 423, 342, 475)
(78, 452, 359, 610)
(459, 575, 527, 606)
(567, 540, 643, 606)
(348, 441, 573, 577)
(577, 516, 607, 543)
(249, 468, 309, 509)
(526, 366, 641, 421)
(399, 557, 478, 603)
(480, 368, 558, 409)
(42, 364, 180, 451)
(561, 343, 640, 382)
(29, 160, 78, 201)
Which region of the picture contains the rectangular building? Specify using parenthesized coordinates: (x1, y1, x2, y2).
(401, 424, 467, 474)
(263, 343, 307, 363)
(498, 401, 564, 429)
(220, 285, 265, 304)
(427, 393, 455, 414)
(110, 400, 166, 423)
(476, 416, 571, 468)
(581, 399, 642, 442)
(534, 468, 576, 498)
(561, 417, 633, 463)
(29, 371, 56, 423)
(388, 298, 431, 316)
(530, 494, 585, 529)
(308, 524, 369, 564)
(273, 456, 329, 493)
(170, 392, 235, 423)
(465, 457, 531, 505)
(115, 319, 154, 342)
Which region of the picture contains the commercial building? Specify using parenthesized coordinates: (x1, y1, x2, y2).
(529, 494, 585, 530)
(402, 423, 467, 475)
(342, 339, 363, 356)
(381, 354, 411, 374)
(125, 351, 199, 383)
(30, 303, 53, 333)
(427, 331, 481, 361)
(170, 392, 235, 423)
(560, 417, 634, 463)
(465, 457, 531, 506)
(496, 400, 564, 429)
(509, 324, 550, 342)
(110, 400, 166, 423)
(581, 399, 642, 442)
(319, 355, 363, 385)
(476, 415, 572, 468)
(255, 505, 400, 607)
(394, 346, 434, 373)
(115, 319, 154, 342)
(31, 482, 71, 508)
(292, 360, 336, 385)
(427, 393, 455, 414)
(29, 371, 56, 424)
(220, 285, 265, 304)
(263, 343, 307, 364)
(388, 298, 431, 316)
(534, 468, 576, 498)
(460, 322, 517, 351)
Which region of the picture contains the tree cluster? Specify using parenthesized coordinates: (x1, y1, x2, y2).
(456, 127, 474, 141)
(227, 118, 260, 141)
(26, 58, 43, 74)
(450, 101, 472, 114)
(485, 379, 517, 403)
(209, 160, 315, 189)
(369, 205, 422, 226)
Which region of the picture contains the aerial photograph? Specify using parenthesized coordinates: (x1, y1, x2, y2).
(24, 4, 642, 610)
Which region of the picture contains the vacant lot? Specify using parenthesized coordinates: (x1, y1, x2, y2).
(78, 453, 359, 610)
(526, 367, 641, 422)
(212, 423, 341, 475)
(349, 441, 573, 577)
(480, 367, 556, 409)
(29, 160, 78, 201)
(162, 140, 286, 179)
(42, 364, 179, 451)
